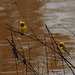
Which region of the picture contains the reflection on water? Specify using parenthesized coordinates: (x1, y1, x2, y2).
(0, 0, 75, 75)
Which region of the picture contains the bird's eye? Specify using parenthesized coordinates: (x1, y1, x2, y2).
(60, 44, 63, 47)
(20, 24, 24, 27)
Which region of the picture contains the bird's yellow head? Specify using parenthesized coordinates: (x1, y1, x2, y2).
(20, 21, 25, 24)
(60, 42, 64, 45)
(59, 42, 64, 47)
(20, 21, 25, 27)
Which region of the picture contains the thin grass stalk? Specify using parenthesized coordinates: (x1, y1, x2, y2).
(14, 33, 25, 59)
(6, 39, 39, 75)
(61, 53, 65, 75)
(15, 57, 19, 75)
(28, 43, 31, 63)
(45, 24, 57, 68)
(1, 61, 22, 72)
(26, 64, 27, 75)
(42, 65, 43, 75)
(14, 1, 37, 38)
(45, 24, 61, 53)
(44, 34, 49, 75)
(37, 61, 39, 74)
(59, 24, 75, 36)
(12, 33, 19, 75)
(45, 24, 75, 73)
(8, 27, 75, 70)
(54, 52, 57, 68)
(51, 63, 55, 75)
(64, 60, 75, 75)
(7, 35, 35, 74)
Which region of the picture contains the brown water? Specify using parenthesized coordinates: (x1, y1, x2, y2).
(0, 0, 75, 75)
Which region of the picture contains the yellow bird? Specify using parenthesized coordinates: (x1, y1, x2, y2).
(20, 21, 27, 35)
(58, 42, 70, 56)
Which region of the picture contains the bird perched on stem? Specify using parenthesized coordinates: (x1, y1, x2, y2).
(58, 42, 71, 57)
(20, 21, 27, 35)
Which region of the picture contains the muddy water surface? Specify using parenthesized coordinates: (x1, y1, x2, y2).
(0, 0, 75, 75)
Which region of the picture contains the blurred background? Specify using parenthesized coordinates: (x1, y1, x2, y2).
(0, 0, 75, 75)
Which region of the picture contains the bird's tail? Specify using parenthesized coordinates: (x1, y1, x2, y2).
(63, 47, 71, 58)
